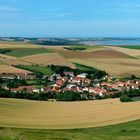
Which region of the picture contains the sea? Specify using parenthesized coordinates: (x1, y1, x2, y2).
(80, 39, 140, 45)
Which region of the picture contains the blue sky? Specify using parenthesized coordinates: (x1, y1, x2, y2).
(0, 0, 140, 37)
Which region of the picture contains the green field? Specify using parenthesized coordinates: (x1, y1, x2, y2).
(26, 79, 39, 85)
(0, 60, 5, 65)
(0, 119, 140, 140)
(74, 63, 96, 71)
(26, 79, 45, 85)
(118, 45, 140, 50)
(16, 65, 53, 75)
(1, 48, 52, 57)
(136, 56, 140, 59)
(17, 63, 96, 76)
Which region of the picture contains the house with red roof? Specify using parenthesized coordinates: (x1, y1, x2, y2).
(72, 77, 91, 85)
(10, 86, 40, 93)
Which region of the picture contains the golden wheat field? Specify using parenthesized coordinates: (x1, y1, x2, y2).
(0, 42, 139, 76)
(69, 58, 140, 77)
(106, 46, 140, 57)
(0, 42, 41, 49)
(0, 54, 31, 66)
(50, 47, 132, 58)
(0, 98, 140, 129)
(20, 53, 75, 68)
(0, 65, 32, 74)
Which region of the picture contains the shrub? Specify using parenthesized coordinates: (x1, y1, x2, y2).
(57, 91, 81, 101)
(120, 95, 132, 102)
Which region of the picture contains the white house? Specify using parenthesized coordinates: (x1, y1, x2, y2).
(77, 73, 88, 78)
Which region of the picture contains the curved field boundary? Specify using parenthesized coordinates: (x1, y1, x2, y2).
(20, 53, 75, 68)
(51, 48, 133, 59)
(0, 98, 140, 129)
(105, 46, 140, 57)
(69, 58, 140, 77)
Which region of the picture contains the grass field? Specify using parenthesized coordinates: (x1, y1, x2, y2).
(26, 79, 38, 85)
(17, 64, 93, 78)
(5, 48, 52, 57)
(0, 60, 5, 65)
(74, 63, 96, 71)
(0, 98, 140, 129)
(119, 45, 140, 50)
(70, 58, 140, 77)
(1, 119, 140, 140)
(16, 65, 53, 75)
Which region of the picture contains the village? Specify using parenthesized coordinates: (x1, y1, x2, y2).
(0, 67, 140, 101)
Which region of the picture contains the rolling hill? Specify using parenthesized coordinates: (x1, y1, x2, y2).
(0, 98, 140, 129)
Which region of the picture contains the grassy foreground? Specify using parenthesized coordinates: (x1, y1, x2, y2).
(1, 119, 140, 140)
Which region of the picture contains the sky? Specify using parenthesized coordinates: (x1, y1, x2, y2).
(0, 0, 140, 37)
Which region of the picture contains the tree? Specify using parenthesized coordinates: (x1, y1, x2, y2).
(44, 78, 49, 86)
(37, 79, 43, 85)
(57, 91, 81, 101)
(120, 95, 132, 102)
(0, 78, 4, 83)
(130, 75, 136, 80)
(7, 81, 18, 88)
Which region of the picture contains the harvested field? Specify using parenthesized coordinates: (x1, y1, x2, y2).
(0, 54, 17, 60)
(0, 61, 5, 65)
(1, 59, 31, 66)
(0, 43, 139, 77)
(0, 54, 31, 65)
(106, 46, 140, 57)
(0, 98, 140, 129)
(0, 42, 41, 49)
(70, 58, 140, 77)
(65, 45, 108, 52)
(51, 48, 133, 59)
(20, 53, 75, 68)
(0, 59, 6, 65)
(0, 65, 32, 74)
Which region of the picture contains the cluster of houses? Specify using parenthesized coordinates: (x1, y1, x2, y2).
(1, 71, 140, 100)
(51, 72, 140, 99)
